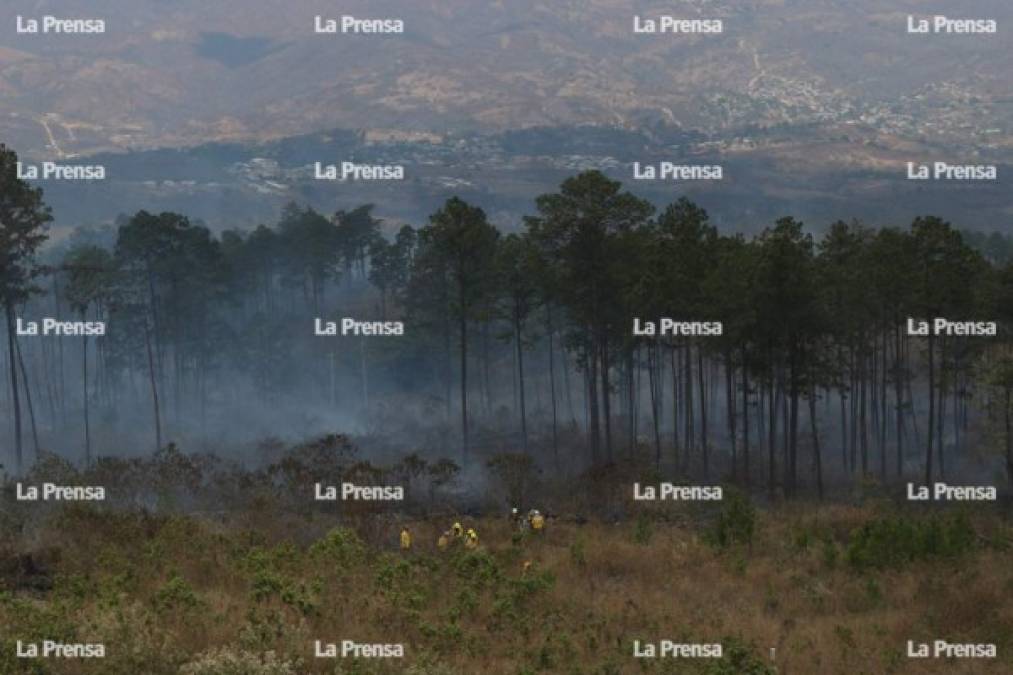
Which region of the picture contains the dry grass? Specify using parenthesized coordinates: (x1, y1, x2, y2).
(1, 501, 1011, 674)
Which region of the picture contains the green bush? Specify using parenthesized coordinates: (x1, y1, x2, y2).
(154, 573, 201, 611)
(705, 489, 755, 549)
(375, 555, 432, 612)
(310, 527, 366, 568)
(704, 636, 776, 675)
(633, 513, 653, 545)
(453, 549, 500, 586)
(845, 512, 976, 570)
(250, 569, 284, 601)
(822, 538, 839, 569)
(569, 536, 587, 567)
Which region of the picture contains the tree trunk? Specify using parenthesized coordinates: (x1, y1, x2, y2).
(600, 334, 613, 462)
(684, 342, 694, 473)
(698, 345, 709, 479)
(14, 332, 40, 460)
(809, 381, 824, 499)
(895, 320, 904, 477)
(726, 351, 737, 482)
(649, 342, 661, 468)
(671, 344, 679, 469)
(515, 307, 527, 453)
(768, 366, 777, 496)
(937, 336, 946, 479)
(860, 346, 868, 475)
(481, 323, 492, 418)
(360, 336, 370, 423)
(53, 276, 67, 425)
(838, 396, 847, 477)
(82, 320, 91, 466)
(906, 334, 922, 450)
(144, 320, 162, 453)
(561, 335, 574, 426)
(741, 346, 750, 488)
(1005, 387, 1012, 489)
(781, 373, 789, 492)
(460, 293, 469, 466)
(788, 343, 799, 496)
(6, 303, 24, 474)
(588, 340, 600, 464)
(925, 332, 935, 485)
(444, 306, 452, 425)
(547, 306, 558, 465)
(850, 346, 858, 473)
(880, 329, 888, 480)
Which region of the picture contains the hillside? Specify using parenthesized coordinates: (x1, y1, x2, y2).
(1, 0, 1009, 158)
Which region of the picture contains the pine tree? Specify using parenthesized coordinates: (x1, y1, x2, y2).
(0, 145, 52, 474)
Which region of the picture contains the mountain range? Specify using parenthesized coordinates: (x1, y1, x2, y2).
(0, 0, 1009, 230)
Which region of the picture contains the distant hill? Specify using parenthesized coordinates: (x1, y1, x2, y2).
(0, 0, 1009, 159)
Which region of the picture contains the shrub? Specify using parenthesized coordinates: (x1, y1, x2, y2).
(705, 489, 755, 549)
(154, 573, 201, 611)
(822, 538, 839, 569)
(633, 513, 653, 545)
(453, 549, 500, 586)
(250, 569, 284, 601)
(310, 527, 366, 568)
(569, 536, 587, 567)
(375, 555, 431, 612)
(704, 636, 775, 675)
(845, 512, 976, 570)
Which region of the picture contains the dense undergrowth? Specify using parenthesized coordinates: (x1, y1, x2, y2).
(0, 495, 1011, 673)
(1, 440, 1011, 673)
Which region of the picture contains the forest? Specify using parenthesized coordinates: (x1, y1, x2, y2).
(1, 143, 1012, 499)
(4, 144, 1013, 674)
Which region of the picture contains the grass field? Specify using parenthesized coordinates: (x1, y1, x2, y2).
(2, 487, 1011, 674)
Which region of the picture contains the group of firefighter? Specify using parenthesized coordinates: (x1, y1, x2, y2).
(399, 507, 545, 553)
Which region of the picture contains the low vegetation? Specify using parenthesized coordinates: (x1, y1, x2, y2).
(1, 490, 1011, 673)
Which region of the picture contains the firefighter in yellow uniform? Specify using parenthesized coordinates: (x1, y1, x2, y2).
(528, 509, 545, 534)
(452, 522, 464, 540)
(400, 527, 412, 552)
(465, 528, 479, 549)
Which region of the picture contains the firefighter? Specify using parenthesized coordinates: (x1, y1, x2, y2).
(510, 507, 525, 531)
(465, 528, 479, 549)
(452, 521, 464, 540)
(400, 527, 412, 552)
(528, 509, 545, 533)
(437, 530, 449, 551)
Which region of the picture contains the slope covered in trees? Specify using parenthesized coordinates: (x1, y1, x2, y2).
(2, 150, 1012, 497)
